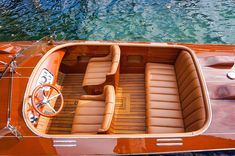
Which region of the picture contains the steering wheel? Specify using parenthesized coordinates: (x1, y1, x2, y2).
(31, 84, 64, 117)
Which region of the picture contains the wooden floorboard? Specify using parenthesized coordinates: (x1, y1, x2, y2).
(47, 73, 146, 134)
(47, 74, 85, 134)
(111, 74, 146, 134)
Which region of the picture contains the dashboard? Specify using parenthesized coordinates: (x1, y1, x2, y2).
(23, 49, 66, 132)
(36, 69, 54, 86)
(28, 69, 54, 124)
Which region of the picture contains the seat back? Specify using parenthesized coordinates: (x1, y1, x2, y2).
(106, 45, 120, 89)
(175, 51, 206, 132)
(109, 45, 121, 75)
(98, 85, 116, 133)
(82, 45, 120, 94)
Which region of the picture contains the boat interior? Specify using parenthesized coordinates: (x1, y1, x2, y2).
(23, 43, 211, 137)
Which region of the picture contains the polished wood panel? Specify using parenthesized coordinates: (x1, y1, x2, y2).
(0, 78, 11, 129)
(119, 46, 180, 73)
(0, 137, 56, 155)
(23, 50, 65, 134)
(61, 44, 182, 74)
(110, 74, 146, 134)
(60, 45, 109, 73)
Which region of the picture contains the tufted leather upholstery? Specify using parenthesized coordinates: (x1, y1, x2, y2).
(82, 45, 120, 94)
(145, 51, 206, 133)
(71, 85, 115, 134)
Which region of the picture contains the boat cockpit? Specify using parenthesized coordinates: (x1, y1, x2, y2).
(22, 42, 212, 138)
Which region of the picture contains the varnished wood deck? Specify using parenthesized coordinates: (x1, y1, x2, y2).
(47, 73, 146, 134)
(47, 74, 85, 134)
(110, 74, 146, 134)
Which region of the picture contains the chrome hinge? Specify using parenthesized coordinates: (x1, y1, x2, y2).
(53, 139, 77, 147)
(8, 124, 23, 139)
(156, 138, 183, 146)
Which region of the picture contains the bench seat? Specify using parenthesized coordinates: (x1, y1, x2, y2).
(145, 51, 206, 134)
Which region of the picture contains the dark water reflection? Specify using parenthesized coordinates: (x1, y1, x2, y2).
(0, 0, 235, 43)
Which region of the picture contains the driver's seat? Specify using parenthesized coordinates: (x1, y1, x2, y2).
(71, 85, 115, 134)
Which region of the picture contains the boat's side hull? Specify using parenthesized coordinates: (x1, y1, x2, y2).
(0, 135, 235, 155)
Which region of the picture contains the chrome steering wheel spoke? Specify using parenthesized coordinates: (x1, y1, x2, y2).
(31, 84, 64, 117)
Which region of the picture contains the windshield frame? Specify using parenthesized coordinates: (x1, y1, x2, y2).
(0, 36, 53, 80)
(0, 51, 22, 80)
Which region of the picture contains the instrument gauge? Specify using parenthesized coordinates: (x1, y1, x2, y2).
(36, 69, 54, 86)
(40, 76, 47, 84)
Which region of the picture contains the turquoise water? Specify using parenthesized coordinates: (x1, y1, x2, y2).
(0, 0, 234, 43)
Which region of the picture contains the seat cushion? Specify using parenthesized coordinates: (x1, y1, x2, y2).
(71, 100, 105, 133)
(82, 61, 112, 86)
(145, 63, 184, 133)
(71, 85, 116, 134)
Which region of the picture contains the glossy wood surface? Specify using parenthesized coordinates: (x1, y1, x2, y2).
(0, 78, 11, 129)
(23, 49, 65, 134)
(48, 73, 85, 134)
(61, 45, 181, 74)
(0, 41, 235, 155)
(111, 74, 146, 134)
(47, 73, 146, 134)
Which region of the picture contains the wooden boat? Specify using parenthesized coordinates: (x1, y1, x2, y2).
(0, 39, 235, 155)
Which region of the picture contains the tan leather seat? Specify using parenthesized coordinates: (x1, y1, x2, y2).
(145, 51, 206, 133)
(71, 85, 115, 134)
(83, 45, 120, 94)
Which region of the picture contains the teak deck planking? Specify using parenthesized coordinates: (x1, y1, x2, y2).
(110, 74, 146, 134)
(47, 74, 146, 134)
(47, 74, 85, 134)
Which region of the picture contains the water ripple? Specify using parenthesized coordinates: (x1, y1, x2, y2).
(0, 0, 234, 44)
